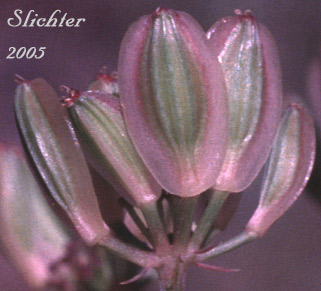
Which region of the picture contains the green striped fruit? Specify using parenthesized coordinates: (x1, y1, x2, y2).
(14, 78, 108, 244)
(118, 8, 228, 197)
(246, 104, 315, 237)
(207, 11, 282, 192)
(68, 91, 161, 206)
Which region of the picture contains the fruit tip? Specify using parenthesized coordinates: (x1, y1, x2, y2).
(59, 85, 81, 108)
(14, 74, 29, 85)
(234, 9, 255, 21)
(153, 7, 177, 19)
(95, 66, 117, 82)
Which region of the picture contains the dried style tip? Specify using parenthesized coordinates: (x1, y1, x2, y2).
(59, 86, 81, 108)
(243, 10, 253, 16)
(68, 91, 162, 206)
(246, 104, 315, 237)
(234, 9, 242, 16)
(234, 9, 253, 17)
(88, 67, 119, 96)
(14, 78, 109, 244)
(207, 11, 282, 192)
(153, 7, 177, 18)
(14, 74, 27, 84)
(118, 8, 228, 197)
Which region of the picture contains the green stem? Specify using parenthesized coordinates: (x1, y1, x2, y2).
(194, 231, 256, 262)
(202, 229, 221, 247)
(172, 196, 198, 249)
(119, 198, 153, 243)
(98, 233, 160, 268)
(189, 190, 229, 249)
(157, 198, 167, 230)
(140, 200, 170, 253)
(168, 195, 180, 234)
(174, 263, 187, 291)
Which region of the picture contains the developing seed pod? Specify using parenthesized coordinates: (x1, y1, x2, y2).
(246, 104, 315, 237)
(14, 78, 109, 244)
(207, 10, 282, 192)
(118, 8, 228, 197)
(68, 90, 162, 206)
(0, 145, 69, 289)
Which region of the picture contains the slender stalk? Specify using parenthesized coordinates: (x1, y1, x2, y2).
(98, 233, 160, 268)
(157, 197, 166, 230)
(194, 231, 257, 262)
(189, 190, 229, 249)
(119, 198, 152, 243)
(140, 200, 170, 253)
(172, 196, 198, 249)
(168, 195, 180, 234)
(202, 229, 221, 248)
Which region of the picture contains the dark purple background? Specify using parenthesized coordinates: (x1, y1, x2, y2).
(0, 1, 321, 290)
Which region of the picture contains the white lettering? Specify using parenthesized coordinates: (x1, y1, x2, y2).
(74, 18, 86, 27)
(36, 18, 46, 27)
(6, 47, 46, 59)
(58, 13, 68, 27)
(65, 18, 75, 27)
(7, 9, 22, 27)
(22, 10, 35, 27)
(29, 13, 38, 27)
(45, 9, 61, 27)
(7, 9, 86, 28)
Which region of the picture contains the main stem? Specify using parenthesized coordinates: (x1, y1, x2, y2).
(156, 195, 198, 291)
(158, 258, 187, 291)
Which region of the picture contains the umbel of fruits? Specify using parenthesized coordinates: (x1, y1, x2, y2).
(0, 8, 315, 291)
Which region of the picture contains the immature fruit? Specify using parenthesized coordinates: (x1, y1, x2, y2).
(119, 8, 228, 197)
